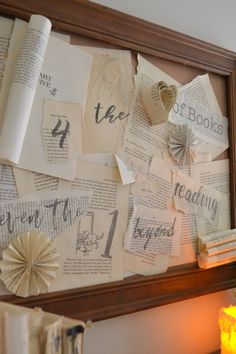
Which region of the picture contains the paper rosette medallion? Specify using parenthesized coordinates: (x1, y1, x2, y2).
(168, 125, 198, 165)
(0, 231, 59, 297)
(142, 80, 177, 126)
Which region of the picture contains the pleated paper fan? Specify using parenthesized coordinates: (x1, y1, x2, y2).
(0, 231, 59, 297)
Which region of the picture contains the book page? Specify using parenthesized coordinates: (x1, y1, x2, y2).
(0, 15, 52, 164)
(13, 167, 59, 196)
(0, 189, 91, 249)
(124, 204, 181, 275)
(191, 159, 230, 235)
(5, 313, 29, 354)
(0, 164, 18, 201)
(117, 55, 178, 174)
(0, 16, 13, 90)
(51, 160, 129, 290)
(82, 48, 134, 153)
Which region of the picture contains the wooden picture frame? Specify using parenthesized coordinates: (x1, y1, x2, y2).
(0, 0, 236, 322)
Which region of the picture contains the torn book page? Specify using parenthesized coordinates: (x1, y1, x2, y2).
(0, 15, 52, 164)
(124, 204, 181, 275)
(190, 159, 231, 235)
(42, 100, 82, 163)
(117, 54, 179, 175)
(51, 160, 129, 289)
(0, 189, 91, 249)
(169, 74, 227, 159)
(0, 16, 13, 90)
(82, 48, 134, 153)
(173, 169, 222, 228)
(0, 164, 18, 201)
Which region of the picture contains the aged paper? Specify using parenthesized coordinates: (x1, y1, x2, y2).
(191, 159, 230, 235)
(13, 167, 58, 196)
(0, 16, 13, 90)
(0, 15, 52, 164)
(51, 160, 129, 289)
(0, 189, 91, 249)
(117, 55, 178, 175)
(82, 48, 134, 153)
(0, 18, 92, 179)
(124, 205, 181, 275)
(169, 74, 227, 159)
(173, 170, 222, 228)
(0, 164, 18, 201)
(42, 99, 82, 163)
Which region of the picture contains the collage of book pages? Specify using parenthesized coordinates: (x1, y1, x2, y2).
(0, 13, 234, 298)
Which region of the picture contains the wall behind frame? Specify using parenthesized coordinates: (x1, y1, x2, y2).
(83, 1, 236, 354)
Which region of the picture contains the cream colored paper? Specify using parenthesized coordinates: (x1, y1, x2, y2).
(191, 159, 231, 235)
(117, 55, 178, 175)
(42, 100, 82, 163)
(0, 16, 13, 90)
(13, 167, 59, 196)
(132, 155, 172, 210)
(0, 231, 59, 297)
(82, 48, 134, 153)
(124, 204, 182, 275)
(169, 74, 226, 159)
(5, 313, 29, 354)
(51, 160, 129, 290)
(0, 189, 91, 249)
(173, 170, 222, 227)
(0, 18, 92, 179)
(0, 15, 52, 164)
(0, 164, 18, 200)
(0, 301, 86, 354)
(142, 80, 177, 126)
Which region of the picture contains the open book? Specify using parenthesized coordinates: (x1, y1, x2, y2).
(0, 15, 92, 180)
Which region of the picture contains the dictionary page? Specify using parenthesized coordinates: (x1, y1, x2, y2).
(0, 15, 51, 164)
(52, 160, 129, 290)
(81, 47, 134, 153)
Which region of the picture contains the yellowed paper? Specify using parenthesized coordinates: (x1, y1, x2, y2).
(0, 16, 13, 90)
(42, 100, 82, 163)
(0, 15, 52, 164)
(117, 55, 178, 175)
(13, 167, 59, 196)
(0, 18, 92, 179)
(0, 164, 18, 201)
(124, 204, 181, 275)
(49, 160, 129, 290)
(0, 189, 91, 249)
(82, 49, 134, 153)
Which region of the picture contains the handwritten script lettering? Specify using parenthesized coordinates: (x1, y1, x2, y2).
(174, 183, 219, 220)
(132, 216, 176, 250)
(94, 102, 130, 124)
